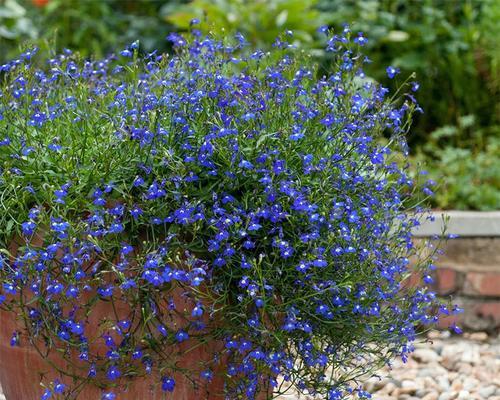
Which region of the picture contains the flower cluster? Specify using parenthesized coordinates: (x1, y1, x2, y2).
(0, 25, 457, 399)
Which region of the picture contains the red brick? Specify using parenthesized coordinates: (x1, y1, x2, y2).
(401, 271, 422, 290)
(464, 272, 500, 297)
(472, 302, 500, 325)
(437, 313, 461, 330)
(434, 268, 458, 295)
(437, 300, 500, 331)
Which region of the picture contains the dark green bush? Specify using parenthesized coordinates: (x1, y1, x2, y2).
(320, 0, 499, 143)
(317, 0, 500, 210)
(0, 0, 172, 60)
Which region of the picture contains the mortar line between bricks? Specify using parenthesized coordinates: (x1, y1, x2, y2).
(450, 295, 500, 301)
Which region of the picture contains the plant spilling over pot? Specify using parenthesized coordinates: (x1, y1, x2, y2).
(0, 23, 461, 400)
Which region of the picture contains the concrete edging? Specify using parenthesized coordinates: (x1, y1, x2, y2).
(412, 211, 500, 237)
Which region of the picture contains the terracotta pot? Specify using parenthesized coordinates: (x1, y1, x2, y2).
(0, 237, 228, 399)
(0, 230, 274, 400)
(0, 300, 227, 400)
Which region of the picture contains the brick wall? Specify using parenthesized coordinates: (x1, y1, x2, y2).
(431, 238, 500, 332)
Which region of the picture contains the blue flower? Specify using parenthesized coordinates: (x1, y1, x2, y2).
(21, 220, 36, 236)
(248, 222, 262, 231)
(54, 380, 66, 394)
(239, 160, 254, 170)
(157, 324, 168, 337)
(97, 286, 114, 297)
(3, 283, 16, 295)
(106, 366, 121, 381)
(317, 25, 329, 35)
(88, 364, 97, 377)
(28, 207, 40, 220)
(54, 189, 67, 204)
(161, 376, 175, 392)
(191, 304, 203, 318)
(354, 33, 367, 46)
(450, 323, 463, 335)
(386, 66, 400, 79)
(132, 348, 143, 359)
(120, 49, 133, 58)
(129, 206, 143, 219)
(70, 322, 84, 335)
(200, 370, 213, 381)
(175, 330, 189, 343)
(10, 331, 19, 347)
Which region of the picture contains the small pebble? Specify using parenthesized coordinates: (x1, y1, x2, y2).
(478, 385, 496, 398)
(469, 332, 488, 341)
(457, 390, 470, 400)
(413, 348, 442, 363)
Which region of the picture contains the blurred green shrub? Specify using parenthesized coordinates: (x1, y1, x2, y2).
(162, 0, 326, 48)
(0, 0, 171, 61)
(0, 0, 37, 51)
(318, 0, 499, 144)
(478, 0, 500, 97)
(413, 117, 500, 210)
(316, 0, 499, 210)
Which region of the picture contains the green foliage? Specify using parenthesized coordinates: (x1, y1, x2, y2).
(317, 0, 500, 210)
(319, 0, 499, 142)
(163, 0, 326, 48)
(0, 0, 171, 61)
(478, 0, 500, 98)
(39, 0, 173, 57)
(0, 0, 36, 45)
(413, 118, 500, 210)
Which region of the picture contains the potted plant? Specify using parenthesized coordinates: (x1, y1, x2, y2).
(0, 25, 457, 400)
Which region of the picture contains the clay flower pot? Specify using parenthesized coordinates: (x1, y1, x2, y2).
(0, 237, 227, 400)
(0, 296, 227, 400)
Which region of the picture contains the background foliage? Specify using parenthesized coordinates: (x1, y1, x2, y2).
(1, 0, 498, 210)
(321, 0, 500, 211)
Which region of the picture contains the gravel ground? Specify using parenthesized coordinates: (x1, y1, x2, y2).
(1, 331, 498, 400)
(277, 330, 500, 400)
(363, 330, 500, 400)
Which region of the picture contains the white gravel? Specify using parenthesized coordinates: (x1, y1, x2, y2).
(1, 331, 499, 400)
(361, 330, 500, 400)
(276, 330, 500, 400)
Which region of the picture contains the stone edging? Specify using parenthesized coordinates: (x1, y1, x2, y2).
(412, 211, 500, 237)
